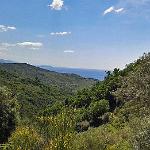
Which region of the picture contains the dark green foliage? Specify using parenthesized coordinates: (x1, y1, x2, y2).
(0, 87, 19, 143)
(67, 67, 122, 128)
(87, 100, 109, 126)
(0, 63, 95, 118)
(0, 63, 95, 92)
(42, 101, 63, 116)
(72, 89, 92, 108)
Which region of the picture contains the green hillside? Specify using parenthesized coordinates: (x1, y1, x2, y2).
(0, 53, 150, 149)
(72, 53, 150, 149)
(0, 63, 96, 90)
(0, 63, 96, 118)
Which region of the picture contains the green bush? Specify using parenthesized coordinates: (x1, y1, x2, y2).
(87, 100, 109, 126)
(0, 87, 20, 143)
(37, 108, 76, 150)
(73, 124, 132, 150)
(6, 126, 43, 150)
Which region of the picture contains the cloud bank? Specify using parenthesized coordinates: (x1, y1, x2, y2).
(17, 42, 43, 50)
(0, 42, 43, 50)
(0, 25, 16, 32)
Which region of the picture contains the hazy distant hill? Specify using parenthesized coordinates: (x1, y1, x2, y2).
(40, 65, 106, 80)
(0, 59, 16, 63)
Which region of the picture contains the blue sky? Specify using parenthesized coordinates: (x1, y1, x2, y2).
(0, 0, 150, 70)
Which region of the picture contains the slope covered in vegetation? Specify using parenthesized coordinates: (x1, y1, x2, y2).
(72, 53, 150, 149)
(0, 53, 150, 149)
(0, 63, 96, 118)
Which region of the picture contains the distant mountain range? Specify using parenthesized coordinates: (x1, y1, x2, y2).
(0, 59, 106, 80)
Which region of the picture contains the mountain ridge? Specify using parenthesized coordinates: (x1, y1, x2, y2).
(0, 59, 106, 80)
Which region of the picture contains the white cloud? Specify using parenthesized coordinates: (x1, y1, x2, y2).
(0, 42, 43, 50)
(64, 50, 74, 53)
(17, 42, 43, 50)
(7, 26, 16, 30)
(0, 25, 16, 32)
(103, 6, 124, 15)
(50, 32, 71, 36)
(115, 8, 124, 13)
(103, 6, 114, 15)
(48, 0, 64, 10)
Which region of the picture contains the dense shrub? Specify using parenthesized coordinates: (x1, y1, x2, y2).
(0, 87, 19, 143)
(130, 117, 150, 150)
(37, 108, 76, 150)
(73, 124, 132, 150)
(6, 126, 43, 150)
(42, 101, 63, 116)
(86, 100, 109, 126)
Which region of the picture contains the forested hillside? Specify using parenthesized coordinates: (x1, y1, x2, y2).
(73, 53, 150, 149)
(0, 63, 96, 90)
(0, 53, 150, 149)
(0, 63, 96, 118)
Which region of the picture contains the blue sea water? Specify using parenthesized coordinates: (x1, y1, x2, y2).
(40, 66, 107, 80)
